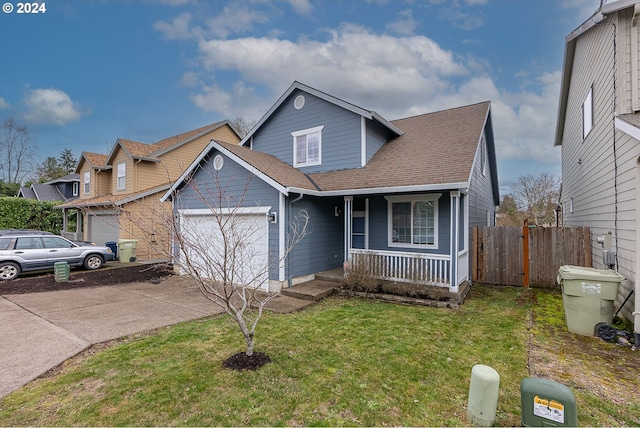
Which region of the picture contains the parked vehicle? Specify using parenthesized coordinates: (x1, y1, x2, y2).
(0, 229, 116, 280)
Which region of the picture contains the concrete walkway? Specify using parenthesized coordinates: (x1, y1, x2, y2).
(0, 276, 334, 398)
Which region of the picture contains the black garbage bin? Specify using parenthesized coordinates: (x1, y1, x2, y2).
(105, 241, 118, 259)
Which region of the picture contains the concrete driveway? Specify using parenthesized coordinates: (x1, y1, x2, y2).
(0, 277, 223, 398)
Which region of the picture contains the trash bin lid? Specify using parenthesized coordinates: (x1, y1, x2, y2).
(557, 265, 625, 282)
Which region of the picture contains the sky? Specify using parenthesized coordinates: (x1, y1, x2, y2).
(0, 0, 604, 195)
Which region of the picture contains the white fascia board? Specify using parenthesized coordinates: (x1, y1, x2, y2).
(213, 142, 289, 196)
(601, 0, 637, 14)
(287, 181, 468, 197)
(615, 116, 640, 140)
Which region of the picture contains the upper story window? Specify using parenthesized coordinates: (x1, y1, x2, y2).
(72, 182, 79, 197)
(582, 85, 593, 139)
(292, 125, 323, 167)
(117, 162, 126, 190)
(83, 171, 90, 194)
(386, 194, 440, 249)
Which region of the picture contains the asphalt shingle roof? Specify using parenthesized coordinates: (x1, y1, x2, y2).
(219, 101, 490, 193)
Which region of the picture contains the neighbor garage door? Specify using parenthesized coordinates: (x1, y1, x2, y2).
(87, 214, 119, 246)
(178, 209, 270, 290)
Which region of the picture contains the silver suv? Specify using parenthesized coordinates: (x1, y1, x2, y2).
(0, 230, 116, 280)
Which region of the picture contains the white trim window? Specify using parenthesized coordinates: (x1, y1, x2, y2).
(480, 133, 487, 177)
(582, 85, 593, 139)
(117, 162, 126, 190)
(292, 125, 323, 167)
(83, 171, 90, 194)
(72, 182, 79, 197)
(386, 194, 440, 248)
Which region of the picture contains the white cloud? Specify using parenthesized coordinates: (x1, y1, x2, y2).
(154, 12, 204, 40)
(386, 9, 419, 36)
(22, 88, 86, 125)
(205, 4, 269, 39)
(0, 97, 9, 109)
(286, 0, 312, 16)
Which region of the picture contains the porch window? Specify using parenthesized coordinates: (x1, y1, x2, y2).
(83, 171, 90, 194)
(117, 162, 126, 190)
(386, 194, 440, 248)
(292, 126, 323, 167)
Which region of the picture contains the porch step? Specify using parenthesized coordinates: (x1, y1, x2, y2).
(281, 280, 340, 301)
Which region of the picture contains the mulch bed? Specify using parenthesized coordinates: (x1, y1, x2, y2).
(222, 351, 271, 371)
(0, 263, 174, 295)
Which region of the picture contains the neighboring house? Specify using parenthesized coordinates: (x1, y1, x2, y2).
(17, 173, 80, 202)
(554, 0, 640, 331)
(163, 81, 499, 293)
(57, 121, 241, 260)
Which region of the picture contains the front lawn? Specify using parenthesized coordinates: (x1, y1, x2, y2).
(0, 284, 638, 426)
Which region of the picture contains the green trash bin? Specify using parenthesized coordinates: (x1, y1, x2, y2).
(557, 265, 624, 336)
(117, 239, 138, 263)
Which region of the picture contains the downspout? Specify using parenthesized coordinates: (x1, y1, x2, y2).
(287, 193, 304, 288)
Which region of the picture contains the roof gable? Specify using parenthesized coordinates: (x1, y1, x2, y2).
(240, 81, 403, 147)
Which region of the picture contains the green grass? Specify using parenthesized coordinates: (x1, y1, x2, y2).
(0, 284, 636, 426)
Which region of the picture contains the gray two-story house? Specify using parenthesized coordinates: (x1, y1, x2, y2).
(555, 0, 640, 332)
(164, 82, 499, 294)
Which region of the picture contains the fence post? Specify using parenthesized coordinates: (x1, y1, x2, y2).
(523, 219, 530, 288)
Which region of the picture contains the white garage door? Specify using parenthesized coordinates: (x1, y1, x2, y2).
(179, 209, 270, 290)
(88, 214, 119, 246)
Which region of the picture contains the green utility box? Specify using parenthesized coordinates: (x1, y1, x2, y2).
(556, 265, 624, 336)
(117, 239, 138, 263)
(521, 377, 577, 427)
(54, 261, 70, 282)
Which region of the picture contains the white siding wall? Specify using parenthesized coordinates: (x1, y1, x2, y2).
(561, 12, 638, 323)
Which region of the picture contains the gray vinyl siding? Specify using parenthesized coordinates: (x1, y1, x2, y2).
(468, 131, 496, 228)
(367, 193, 451, 255)
(174, 150, 282, 280)
(560, 10, 637, 323)
(286, 196, 344, 278)
(251, 89, 363, 173)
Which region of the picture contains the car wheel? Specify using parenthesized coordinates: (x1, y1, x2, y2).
(0, 262, 21, 280)
(83, 254, 104, 270)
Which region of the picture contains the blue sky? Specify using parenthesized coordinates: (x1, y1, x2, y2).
(0, 0, 602, 194)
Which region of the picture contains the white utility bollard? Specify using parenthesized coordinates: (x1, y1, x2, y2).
(467, 364, 500, 427)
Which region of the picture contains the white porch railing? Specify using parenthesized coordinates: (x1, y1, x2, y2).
(457, 249, 469, 286)
(349, 249, 451, 288)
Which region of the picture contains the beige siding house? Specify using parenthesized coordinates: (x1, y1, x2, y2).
(59, 121, 241, 261)
(555, 0, 640, 333)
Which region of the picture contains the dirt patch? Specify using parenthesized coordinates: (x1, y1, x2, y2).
(0, 262, 174, 295)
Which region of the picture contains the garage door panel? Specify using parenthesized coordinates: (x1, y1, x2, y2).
(88, 215, 119, 246)
(179, 212, 269, 290)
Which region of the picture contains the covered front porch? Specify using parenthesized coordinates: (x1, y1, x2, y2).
(342, 190, 470, 292)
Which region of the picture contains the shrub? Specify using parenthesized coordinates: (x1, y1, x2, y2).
(0, 197, 63, 233)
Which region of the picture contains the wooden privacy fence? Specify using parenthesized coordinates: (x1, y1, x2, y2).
(472, 225, 591, 287)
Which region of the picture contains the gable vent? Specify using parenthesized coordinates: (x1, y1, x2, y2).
(294, 95, 305, 110)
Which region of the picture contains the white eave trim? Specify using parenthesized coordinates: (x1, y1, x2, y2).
(287, 181, 468, 197)
(615, 116, 640, 140)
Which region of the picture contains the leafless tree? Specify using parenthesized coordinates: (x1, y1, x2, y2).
(0, 118, 37, 183)
(229, 117, 257, 139)
(510, 173, 559, 226)
(116, 167, 309, 358)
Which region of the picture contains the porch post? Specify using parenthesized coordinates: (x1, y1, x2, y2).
(450, 191, 460, 292)
(62, 208, 68, 235)
(344, 196, 353, 262)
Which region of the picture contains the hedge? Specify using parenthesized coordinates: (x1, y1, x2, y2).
(0, 197, 64, 233)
